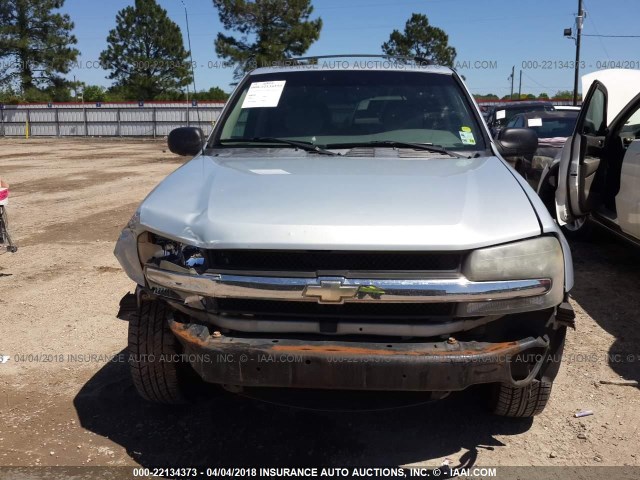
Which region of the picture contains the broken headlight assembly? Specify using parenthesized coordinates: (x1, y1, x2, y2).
(114, 209, 208, 285)
(138, 233, 207, 274)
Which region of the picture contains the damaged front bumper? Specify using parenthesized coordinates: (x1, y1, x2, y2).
(168, 318, 558, 392)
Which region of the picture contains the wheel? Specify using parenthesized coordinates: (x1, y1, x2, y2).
(561, 216, 592, 240)
(489, 379, 553, 417)
(128, 299, 194, 404)
(488, 325, 566, 418)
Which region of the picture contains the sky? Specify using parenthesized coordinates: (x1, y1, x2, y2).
(59, 0, 640, 97)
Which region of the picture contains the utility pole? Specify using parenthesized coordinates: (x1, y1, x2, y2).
(518, 70, 522, 100)
(510, 65, 515, 100)
(573, 0, 584, 106)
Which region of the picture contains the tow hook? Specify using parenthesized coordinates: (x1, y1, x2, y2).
(556, 301, 576, 329)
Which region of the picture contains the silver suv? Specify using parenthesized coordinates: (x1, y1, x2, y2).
(115, 55, 574, 417)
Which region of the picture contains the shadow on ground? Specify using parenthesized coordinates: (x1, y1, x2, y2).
(73, 354, 531, 467)
(568, 227, 640, 386)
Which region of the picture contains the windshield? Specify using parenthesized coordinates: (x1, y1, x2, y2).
(215, 70, 485, 151)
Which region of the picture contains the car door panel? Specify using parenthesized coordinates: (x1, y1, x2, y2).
(557, 81, 607, 223)
(583, 155, 600, 176)
(616, 133, 640, 239)
(576, 138, 604, 213)
(616, 140, 640, 238)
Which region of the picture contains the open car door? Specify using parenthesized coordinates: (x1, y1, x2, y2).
(556, 81, 608, 225)
(614, 95, 640, 238)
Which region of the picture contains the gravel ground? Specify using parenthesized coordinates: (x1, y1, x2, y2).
(0, 138, 638, 471)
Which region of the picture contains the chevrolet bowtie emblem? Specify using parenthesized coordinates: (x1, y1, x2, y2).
(303, 280, 359, 303)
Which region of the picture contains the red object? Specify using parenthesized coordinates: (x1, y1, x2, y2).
(0, 189, 8, 201)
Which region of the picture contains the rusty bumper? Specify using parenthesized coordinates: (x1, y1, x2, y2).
(168, 320, 550, 391)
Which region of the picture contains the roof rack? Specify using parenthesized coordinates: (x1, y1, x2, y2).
(282, 54, 435, 66)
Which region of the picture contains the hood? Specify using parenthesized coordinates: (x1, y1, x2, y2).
(139, 150, 541, 251)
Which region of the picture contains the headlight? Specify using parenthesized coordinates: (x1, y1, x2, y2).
(138, 233, 207, 273)
(463, 236, 563, 282)
(115, 210, 207, 285)
(458, 237, 565, 316)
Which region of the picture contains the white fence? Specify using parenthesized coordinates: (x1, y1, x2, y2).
(0, 102, 225, 137)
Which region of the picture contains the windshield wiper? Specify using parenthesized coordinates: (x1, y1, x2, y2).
(328, 140, 468, 158)
(219, 137, 339, 156)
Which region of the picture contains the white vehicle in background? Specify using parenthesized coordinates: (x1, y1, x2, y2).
(554, 105, 582, 112)
(540, 69, 640, 242)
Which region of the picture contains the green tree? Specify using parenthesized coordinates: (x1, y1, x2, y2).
(82, 85, 107, 102)
(0, 84, 23, 103)
(382, 13, 456, 66)
(213, 0, 322, 79)
(538, 92, 549, 99)
(194, 86, 229, 101)
(0, 0, 79, 94)
(554, 90, 574, 100)
(104, 86, 128, 102)
(100, 0, 192, 100)
(474, 93, 499, 100)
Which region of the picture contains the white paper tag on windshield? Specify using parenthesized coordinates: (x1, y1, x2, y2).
(496, 110, 506, 120)
(528, 118, 543, 127)
(241, 81, 286, 108)
(459, 131, 476, 145)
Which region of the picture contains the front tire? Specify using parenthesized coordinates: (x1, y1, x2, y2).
(561, 216, 592, 240)
(128, 300, 192, 404)
(489, 379, 553, 417)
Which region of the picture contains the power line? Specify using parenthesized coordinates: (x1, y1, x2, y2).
(583, 0, 610, 59)
(522, 72, 552, 92)
(583, 34, 640, 38)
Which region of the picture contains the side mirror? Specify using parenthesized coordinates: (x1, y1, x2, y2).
(495, 128, 538, 157)
(168, 127, 205, 156)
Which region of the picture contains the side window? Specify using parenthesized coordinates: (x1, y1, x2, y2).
(583, 88, 606, 136)
(506, 117, 517, 128)
(619, 102, 640, 144)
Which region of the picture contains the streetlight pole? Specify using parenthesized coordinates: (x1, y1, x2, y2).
(178, 0, 202, 131)
(179, 0, 198, 98)
(573, 0, 584, 106)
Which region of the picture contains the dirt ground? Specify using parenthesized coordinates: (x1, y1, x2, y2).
(0, 138, 639, 470)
